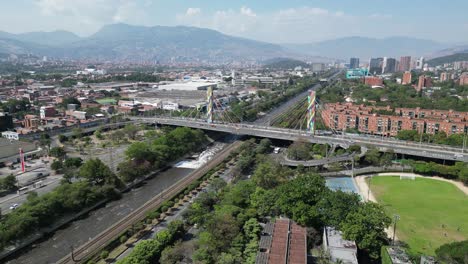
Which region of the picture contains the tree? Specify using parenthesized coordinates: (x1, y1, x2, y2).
(0, 174, 18, 191)
(94, 128, 104, 140)
(364, 148, 381, 166)
(123, 124, 139, 140)
(274, 173, 329, 226)
(50, 159, 63, 172)
(160, 242, 185, 264)
(79, 158, 116, 186)
(72, 128, 83, 139)
(255, 138, 272, 154)
(125, 142, 153, 162)
(49, 147, 66, 160)
(318, 190, 360, 227)
(340, 202, 391, 260)
(435, 240, 468, 264)
(118, 161, 150, 183)
(63, 157, 83, 168)
(39, 134, 51, 153)
(287, 141, 312, 160)
(109, 130, 125, 143)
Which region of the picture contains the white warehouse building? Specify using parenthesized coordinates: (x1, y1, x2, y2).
(158, 81, 217, 91)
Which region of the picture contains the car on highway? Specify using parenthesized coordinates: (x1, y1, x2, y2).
(9, 203, 19, 210)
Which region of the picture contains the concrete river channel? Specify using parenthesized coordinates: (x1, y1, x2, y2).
(7, 143, 226, 264)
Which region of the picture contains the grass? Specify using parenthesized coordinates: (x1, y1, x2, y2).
(381, 246, 392, 264)
(370, 176, 468, 256)
(96, 98, 117, 105)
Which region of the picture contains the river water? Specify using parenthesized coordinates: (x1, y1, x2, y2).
(8, 143, 225, 264)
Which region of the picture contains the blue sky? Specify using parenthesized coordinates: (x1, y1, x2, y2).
(1, 0, 467, 43)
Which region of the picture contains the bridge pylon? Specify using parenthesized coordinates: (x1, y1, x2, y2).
(307, 90, 316, 134)
(207, 86, 214, 123)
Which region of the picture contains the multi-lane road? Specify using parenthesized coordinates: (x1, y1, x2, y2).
(129, 116, 467, 162)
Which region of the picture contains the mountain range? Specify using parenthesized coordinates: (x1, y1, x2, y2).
(0, 24, 460, 63)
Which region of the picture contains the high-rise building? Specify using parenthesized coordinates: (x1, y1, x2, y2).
(440, 72, 450, 82)
(399, 56, 411, 72)
(382, 57, 397, 74)
(459, 72, 468, 85)
(369, 58, 383, 75)
(402, 71, 412, 85)
(417, 75, 432, 91)
(416, 57, 425, 70)
(453, 61, 468, 70)
(349, 58, 360, 69)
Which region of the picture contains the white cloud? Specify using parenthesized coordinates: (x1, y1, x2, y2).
(176, 6, 398, 43)
(240, 6, 256, 17)
(186, 7, 201, 16)
(369, 13, 393, 19)
(35, 0, 151, 35)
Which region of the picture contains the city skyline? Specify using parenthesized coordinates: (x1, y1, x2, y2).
(1, 0, 468, 44)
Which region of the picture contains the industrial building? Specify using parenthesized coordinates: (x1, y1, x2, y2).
(158, 81, 217, 91)
(323, 226, 358, 264)
(256, 218, 307, 264)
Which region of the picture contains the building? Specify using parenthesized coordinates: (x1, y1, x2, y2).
(440, 72, 450, 82)
(346, 68, 368, 79)
(321, 102, 468, 136)
(383, 57, 397, 74)
(158, 81, 217, 91)
(364, 76, 384, 87)
(0, 112, 13, 132)
(453, 61, 468, 70)
(416, 57, 425, 70)
(349, 58, 360, 69)
(402, 71, 412, 85)
(311, 63, 326, 72)
(39, 106, 56, 119)
(66, 110, 88, 120)
(385, 247, 412, 264)
(459, 72, 468, 85)
(323, 227, 358, 264)
(399, 56, 412, 72)
(23, 115, 40, 129)
(369, 58, 384, 75)
(255, 218, 306, 264)
(2, 131, 19, 140)
(417, 75, 432, 91)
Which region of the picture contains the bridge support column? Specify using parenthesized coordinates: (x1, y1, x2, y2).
(307, 90, 316, 134)
(207, 87, 213, 123)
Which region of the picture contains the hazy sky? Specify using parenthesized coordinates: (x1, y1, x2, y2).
(1, 0, 468, 44)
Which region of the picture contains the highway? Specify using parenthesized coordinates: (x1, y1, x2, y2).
(129, 116, 468, 162)
(254, 70, 341, 126)
(56, 141, 241, 264)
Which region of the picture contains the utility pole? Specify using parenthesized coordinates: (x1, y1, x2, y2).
(419, 124, 424, 147)
(463, 132, 467, 154)
(392, 214, 400, 246)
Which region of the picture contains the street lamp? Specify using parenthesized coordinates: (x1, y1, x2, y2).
(392, 214, 400, 246)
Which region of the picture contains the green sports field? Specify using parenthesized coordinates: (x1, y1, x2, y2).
(370, 176, 468, 256)
(96, 98, 117, 105)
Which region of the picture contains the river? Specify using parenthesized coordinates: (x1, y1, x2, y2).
(8, 143, 225, 264)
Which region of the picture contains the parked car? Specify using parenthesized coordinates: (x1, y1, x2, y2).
(9, 203, 19, 210)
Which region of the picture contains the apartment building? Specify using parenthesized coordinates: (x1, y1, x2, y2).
(321, 103, 468, 136)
